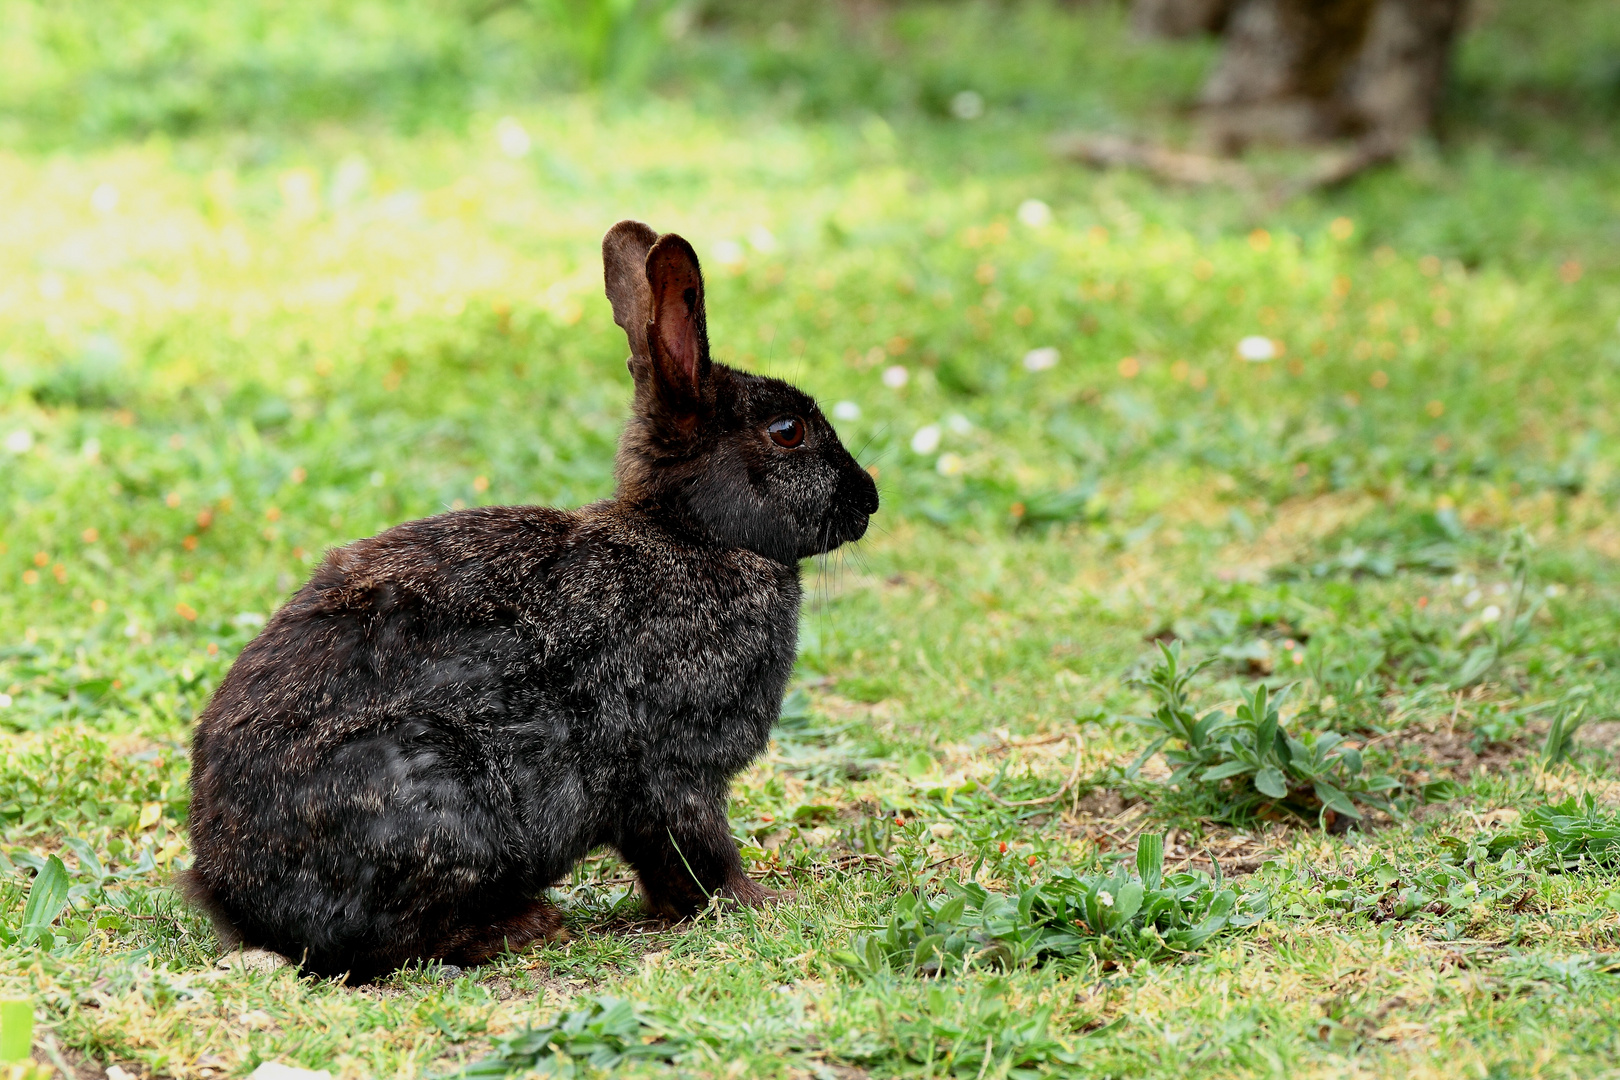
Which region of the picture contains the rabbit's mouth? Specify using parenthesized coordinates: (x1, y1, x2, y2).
(815, 470, 878, 553)
(821, 510, 870, 552)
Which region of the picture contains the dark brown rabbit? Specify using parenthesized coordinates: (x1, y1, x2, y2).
(183, 221, 878, 982)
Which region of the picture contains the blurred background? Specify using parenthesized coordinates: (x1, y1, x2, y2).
(0, 0, 1617, 728)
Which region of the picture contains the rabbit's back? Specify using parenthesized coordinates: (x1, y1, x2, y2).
(196, 502, 797, 746)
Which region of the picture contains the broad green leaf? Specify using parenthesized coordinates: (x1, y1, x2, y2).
(1254, 766, 1289, 799)
(1191, 709, 1234, 747)
(21, 854, 71, 946)
(1314, 781, 1361, 819)
(912, 933, 947, 971)
(1254, 696, 1278, 753)
(1200, 760, 1253, 782)
(1135, 833, 1164, 889)
(1272, 727, 1292, 762)
(864, 936, 888, 973)
(1114, 882, 1144, 921)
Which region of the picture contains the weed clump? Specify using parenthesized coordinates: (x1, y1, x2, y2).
(463, 996, 679, 1078)
(1489, 795, 1620, 871)
(836, 833, 1267, 976)
(1129, 641, 1406, 826)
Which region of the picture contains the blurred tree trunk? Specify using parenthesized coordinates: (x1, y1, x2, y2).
(1131, 0, 1236, 38)
(1136, 0, 1468, 155)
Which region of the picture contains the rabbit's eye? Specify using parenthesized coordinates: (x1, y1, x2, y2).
(767, 416, 806, 449)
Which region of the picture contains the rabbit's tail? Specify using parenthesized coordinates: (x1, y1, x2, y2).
(175, 867, 245, 948)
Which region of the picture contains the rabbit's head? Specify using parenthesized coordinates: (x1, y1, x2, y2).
(603, 220, 878, 565)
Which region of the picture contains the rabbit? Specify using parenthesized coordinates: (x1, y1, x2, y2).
(182, 220, 879, 983)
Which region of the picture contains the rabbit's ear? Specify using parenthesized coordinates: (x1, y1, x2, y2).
(645, 233, 710, 410)
(602, 219, 660, 364)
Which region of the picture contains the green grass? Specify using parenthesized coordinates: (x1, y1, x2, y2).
(2, 1, 1620, 1076)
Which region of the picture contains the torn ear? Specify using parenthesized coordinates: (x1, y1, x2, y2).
(646, 233, 710, 410)
(602, 219, 659, 364)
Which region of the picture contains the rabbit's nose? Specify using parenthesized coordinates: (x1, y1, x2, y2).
(854, 471, 879, 515)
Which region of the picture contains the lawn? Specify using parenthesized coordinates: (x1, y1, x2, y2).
(3, 1, 1620, 1076)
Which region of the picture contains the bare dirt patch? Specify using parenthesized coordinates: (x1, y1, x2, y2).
(1057, 798, 1288, 878)
(1575, 721, 1620, 758)
(1390, 725, 1535, 781)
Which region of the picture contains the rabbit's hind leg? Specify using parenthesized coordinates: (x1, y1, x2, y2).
(618, 798, 778, 918)
(431, 897, 566, 967)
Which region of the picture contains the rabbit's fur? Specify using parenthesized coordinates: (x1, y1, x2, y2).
(183, 221, 878, 982)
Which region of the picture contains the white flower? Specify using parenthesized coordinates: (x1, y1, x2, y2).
(747, 226, 778, 253)
(911, 424, 942, 455)
(90, 183, 120, 214)
(1097, 890, 1114, 907)
(278, 168, 320, 218)
(935, 452, 965, 477)
(945, 413, 973, 434)
(1463, 588, 1482, 608)
(495, 117, 531, 158)
(712, 239, 745, 267)
(832, 400, 861, 421)
(1017, 199, 1052, 228)
(331, 155, 372, 206)
(0, 693, 12, 708)
(5, 430, 34, 454)
(1238, 336, 1277, 361)
(882, 365, 910, 389)
(1022, 347, 1059, 372)
(1480, 604, 1502, 623)
(950, 90, 984, 120)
